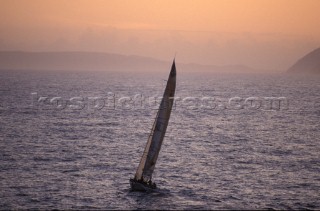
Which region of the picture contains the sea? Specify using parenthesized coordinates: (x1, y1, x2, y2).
(0, 69, 319, 210)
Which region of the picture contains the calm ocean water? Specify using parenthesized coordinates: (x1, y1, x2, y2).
(0, 70, 319, 210)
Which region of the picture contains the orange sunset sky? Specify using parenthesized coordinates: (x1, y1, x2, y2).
(1, 0, 320, 70)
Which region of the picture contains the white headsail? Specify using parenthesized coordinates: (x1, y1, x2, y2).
(134, 59, 176, 182)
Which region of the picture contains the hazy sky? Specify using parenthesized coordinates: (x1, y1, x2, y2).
(1, 0, 320, 70)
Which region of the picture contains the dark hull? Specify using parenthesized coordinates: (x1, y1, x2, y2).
(129, 179, 156, 192)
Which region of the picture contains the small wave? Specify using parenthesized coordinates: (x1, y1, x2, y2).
(33, 157, 51, 162)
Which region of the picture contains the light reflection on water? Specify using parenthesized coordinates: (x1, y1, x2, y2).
(0, 71, 319, 209)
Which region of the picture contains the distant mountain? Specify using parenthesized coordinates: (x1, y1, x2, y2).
(287, 48, 320, 74)
(0, 51, 264, 73)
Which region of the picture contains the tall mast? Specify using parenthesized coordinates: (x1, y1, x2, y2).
(134, 60, 176, 181)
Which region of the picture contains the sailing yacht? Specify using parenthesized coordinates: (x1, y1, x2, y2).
(130, 59, 176, 191)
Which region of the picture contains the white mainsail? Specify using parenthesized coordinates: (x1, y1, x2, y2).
(134, 59, 176, 182)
